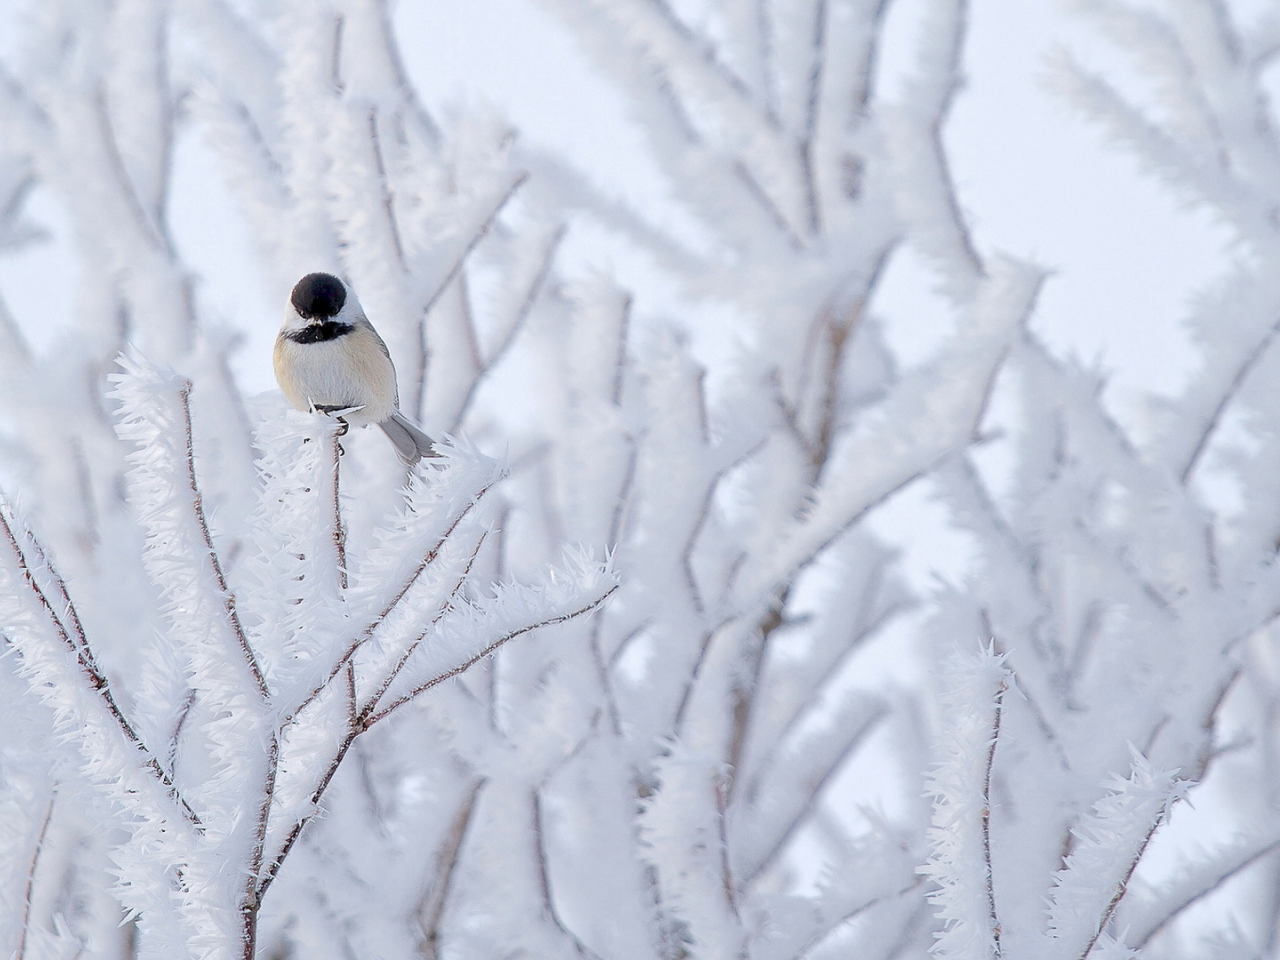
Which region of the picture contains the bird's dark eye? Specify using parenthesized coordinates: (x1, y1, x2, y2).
(291, 273, 347, 319)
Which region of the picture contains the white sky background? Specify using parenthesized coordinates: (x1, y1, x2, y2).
(0, 0, 1246, 586)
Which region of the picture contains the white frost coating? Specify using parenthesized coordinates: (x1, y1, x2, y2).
(1044, 751, 1181, 960)
(239, 409, 351, 689)
(921, 645, 1009, 960)
(639, 741, 746, 960)
(752, 257, 1040, 597)
(0, 350, 614, 956)
(110, 355, 271, 831)
(7, 0, 1278, 955)
(1118, 826, 1280, 949)
(729, 688, 886, 883)
(0, 497, 199, 956)
(367, 546, 617, 712)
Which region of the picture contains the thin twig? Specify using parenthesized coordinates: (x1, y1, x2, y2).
(243, 732, 281, 927)
(611, 293, 632, 407)
(725, 586, 791, 802)
(364, 585, 620, 727)
(167, 689, 196, 779)
(779, 334, 1015, 587)
(734, 158, 805, 249)
(742, 705, 887, 887)
(415, 778, 485, 959)
(260, 588, 616, 901)
(646, 0, 764, 111)
(608, 444, 638, 552)
(743, 594, 909, 804)
(984, 677, 1007, 957)
(1131, 834, 1280, 949)
(256, 662, 358, 904)
(178, 385, 269, 699)
(770, 368, 812, 458)
(367, 105, 407, 271)
(680, 433, 768, 623)
(799, 0, 828, 236)
(0, 511, 202, 829)
(605, 620, 651, 673)
(533, 789, 605, 959)
(809, 250, 893, 484)
(681, 477, 718, 618)
(287, 479, 499, 721)
(149, 6, 177, 245)
(0, 60, 52, 132)
(368, 0, 442, 144)
(673, 623, 726, 733)
(329, 429, 348, 591)
(1077, 802, 1169, 960)
(984, 634, 1071, 776)
(330, 14, 345, 92)
(919, 0, 985, 285)
(418, 172, 528, 322)
(357, 530, 488, 720)
(1179, 315, 1280, 483)
(15, 789, 56, 960)
(790, 877, 925, 960)
(18, 519, 90, 655)
(755, 0, 774, 118)
(93, 87, 170, 257)
(714, 768, 741, 922)
(448, 223, 566, 433)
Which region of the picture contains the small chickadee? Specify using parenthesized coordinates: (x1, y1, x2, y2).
(274, 272, 438, 464)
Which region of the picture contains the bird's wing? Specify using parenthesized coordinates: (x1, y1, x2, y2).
(359, 318, 401, 406)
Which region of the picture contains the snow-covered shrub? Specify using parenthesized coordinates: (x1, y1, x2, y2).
(2, 0, 1279, 957)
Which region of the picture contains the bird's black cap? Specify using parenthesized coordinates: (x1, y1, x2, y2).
(291, 273, 347, 320)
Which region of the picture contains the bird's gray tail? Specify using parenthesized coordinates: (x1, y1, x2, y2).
(379, 411, 441, 465)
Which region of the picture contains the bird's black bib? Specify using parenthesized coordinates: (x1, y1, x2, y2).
(287, 321, 355, 344)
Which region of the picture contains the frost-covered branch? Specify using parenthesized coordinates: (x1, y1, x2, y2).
(13, 790, 54, 960)
(0, 499, 202, 831)
(921, 646, 1009, 960)
(7, 0, 1275, 956)
(1046, 753, 1182, 959)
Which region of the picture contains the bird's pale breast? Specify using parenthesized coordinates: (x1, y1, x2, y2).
(274, 323, 398, 425)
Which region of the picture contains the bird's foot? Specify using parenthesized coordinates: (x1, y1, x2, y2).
(335, 417, 349, 437)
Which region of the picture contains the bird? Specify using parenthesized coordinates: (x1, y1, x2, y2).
(274, 272, 439, 464)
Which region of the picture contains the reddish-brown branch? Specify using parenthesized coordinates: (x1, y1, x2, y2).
(367, 106, 407, 271)
(15, 789, 55, 960)
(448, 223, 566, 434)
(415, 778, 485, 958)
(533, 787, 605, 959)
(1179, 318, 1280, 484)
(714, 768, 742, 922)
(256, 663, 360, 905)
(241, 730, 281, 959)
(809, 251, 893, 485)
(1076, 805, 1167, 960)
(358, 530, 488, 721)
(329, 429, 348, 591)
(364, 586, 620, 728)
(742, 705, 887, 887)
(984, 678, 1006, 958)
(418, 172, 529, 322)
(178, 384, 269, 700)
(287, 479, 499, 722)
(1132, 833, 1280, 949)
(0, 510, 201, 829)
